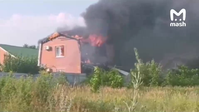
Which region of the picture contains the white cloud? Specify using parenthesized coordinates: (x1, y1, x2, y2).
(0, 13, 86, 46)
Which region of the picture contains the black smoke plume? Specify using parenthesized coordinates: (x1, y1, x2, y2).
(59, 0, 199, 69)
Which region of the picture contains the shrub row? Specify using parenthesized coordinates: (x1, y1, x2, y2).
(89, 48, 199, 91)
(0, 54, 39, 74)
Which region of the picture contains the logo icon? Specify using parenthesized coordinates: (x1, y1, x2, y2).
(170, 8, 186, 27)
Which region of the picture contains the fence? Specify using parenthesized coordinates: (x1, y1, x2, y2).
(0, 68, 131, 85)
(0, 72, 87, 85)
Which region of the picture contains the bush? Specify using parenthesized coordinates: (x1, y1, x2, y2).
(131, 48, 199, 87)
(1, 54, 39, 74)
(106, 68, 124, 88)
(130, 48, 162, 87)
(165, 65, 199, 86)
(89, 67, 124, 92)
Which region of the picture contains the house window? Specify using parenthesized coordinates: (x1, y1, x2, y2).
(55, 45, 64, 57)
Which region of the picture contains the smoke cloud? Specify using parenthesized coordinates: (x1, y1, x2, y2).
(60, 0, 199, 69)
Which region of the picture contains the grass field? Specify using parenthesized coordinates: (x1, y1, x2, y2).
(51, 86, 199, 112)
(1, 49, 199, 112)
(0, 74, 199, 112)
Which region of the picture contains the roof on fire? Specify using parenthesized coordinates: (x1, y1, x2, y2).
(38, 31, 79, 44)
(0, 44, 38, 58)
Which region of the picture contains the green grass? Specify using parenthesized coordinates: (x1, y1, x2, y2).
(0, 73, 199, 112)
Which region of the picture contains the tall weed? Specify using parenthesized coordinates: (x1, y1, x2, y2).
(130, 48, 162, 87)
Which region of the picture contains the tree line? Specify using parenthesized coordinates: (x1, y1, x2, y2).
(23, 44, 38, 49)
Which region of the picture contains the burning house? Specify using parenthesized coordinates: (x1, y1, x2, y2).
(39, 0, 199, 74)
(38, 32, 80, 73)
(37, 30, 117, 74)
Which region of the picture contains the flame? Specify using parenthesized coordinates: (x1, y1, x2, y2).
(71, 34, 107, 64)
(85, 59, 91, 63)
(49, 33, 106, 47)
(71, 34, 106, 47)
(72, 35, 83, 40)
(49, 32, 60, 40)
(89, 34, 106, 47)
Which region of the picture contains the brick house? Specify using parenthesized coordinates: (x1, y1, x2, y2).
(37, 32, 81, 73)
(0, 44, 38, 64)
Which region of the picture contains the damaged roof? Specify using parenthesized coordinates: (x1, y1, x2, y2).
(38, 32, 79, 44)
(58, 27, 88, 36)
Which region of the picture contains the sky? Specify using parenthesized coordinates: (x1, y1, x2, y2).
(0, 0, 98, 46)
